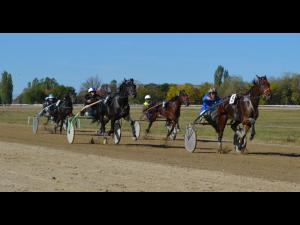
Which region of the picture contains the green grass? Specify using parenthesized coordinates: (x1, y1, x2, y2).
(1, 106, 300, 146)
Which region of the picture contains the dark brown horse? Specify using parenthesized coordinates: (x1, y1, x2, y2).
(54, 94, 73, 134)
(144, 90, 190, 139)
(213, 75, 271, 153)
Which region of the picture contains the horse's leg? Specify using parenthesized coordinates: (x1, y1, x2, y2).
(44, 117, 49, 126)
(176, 119, 180, 131)
(242, 119, 252, 137)
(248, 118, 256, 141)
(145, 111, 158, 135)
(54, 120, 57, 134)
(217, 115, 228, 153)
(124, 115, 137, 139)
(59, 118, 64, 134)
(166, 120, 176, 140)
(145, 121, 153, 135)
(108, 119, 115, 136)
(98, 115, 106, 135)
(237, 118, 252, 152)
(53, 116, 59, 134)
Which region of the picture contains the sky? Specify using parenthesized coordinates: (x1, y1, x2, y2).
(0, 33, 300, 97)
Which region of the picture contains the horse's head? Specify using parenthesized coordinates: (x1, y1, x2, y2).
(120, 78, 137, 98)
(178, 90, 190, 107)
(254, 75, 272, 100)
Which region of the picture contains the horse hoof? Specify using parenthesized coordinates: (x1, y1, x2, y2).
(217, 149, 224, 154)
(90, 138, 95, 144)
(132, 136, 137, 141)
(103, 138, 108, 145)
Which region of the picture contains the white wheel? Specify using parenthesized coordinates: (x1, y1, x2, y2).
(185, 125, 197, 153)
(67, 122, 75, 144)
(113, 122, 122, 145)
(134, 121, 141, 140)
(32, 116, 39, 135)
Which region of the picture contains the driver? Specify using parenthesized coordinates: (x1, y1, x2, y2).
(199, 88, 221, 123)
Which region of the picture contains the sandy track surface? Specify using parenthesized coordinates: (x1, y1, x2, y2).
(0, 141, 299, 192)
(0, 124, 300, 191)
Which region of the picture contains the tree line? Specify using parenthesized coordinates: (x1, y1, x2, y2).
(2, 66, 300, 105)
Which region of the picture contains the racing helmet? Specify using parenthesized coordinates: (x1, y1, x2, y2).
(88, 87, 96, 93)
(209, 88, 217, 94)
(48, 94, 55, 99)
(145, 95, 151, 100)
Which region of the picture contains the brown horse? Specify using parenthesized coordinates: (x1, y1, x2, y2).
(214, 75, 271, 153)
(144, 90, 190, 139)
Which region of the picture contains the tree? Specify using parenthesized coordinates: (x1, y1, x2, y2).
(166, 83, 201, 104)
(1, 71, 13, 105)
(51, 85, 77, 100)
(214, 65, 224, 87)
(198, 82, 213, 100)
(223, 70, 229, 81)
(218, 75, 249, 98)
(80, 75, 102, 91)
(110, 79, 118, 93)
(16, 77, 75, 104)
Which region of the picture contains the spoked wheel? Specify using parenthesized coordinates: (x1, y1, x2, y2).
(32, 116, 39, 135)
(67, 120, 75, 144)
(113, 121, 122, 145)
(233, 132, 247, 154)
(134, 121, 141, 140)
(185, 124, 197, 153)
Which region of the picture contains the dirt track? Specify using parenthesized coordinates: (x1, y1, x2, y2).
(0, 124, 299, 191)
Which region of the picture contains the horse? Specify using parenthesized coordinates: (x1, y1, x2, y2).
(144, 90, 190, 140)
(213, 75, 271, 153)
(53, 95, 74, 134)
(96, 79, 138, 139)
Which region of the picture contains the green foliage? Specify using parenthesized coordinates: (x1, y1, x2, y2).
(267, 73, 300, 105)
(0, 71, 13, 105)
(110, 80, 118, 93)
(167, 83, 202, 104)
(198, 82, 213, 99)
(132, 83, 170, 104)
(214, 65, 225, 87)
(16, 77, 76, 104)
(80, 76, 102, 92)
(218, 75, 249, 98)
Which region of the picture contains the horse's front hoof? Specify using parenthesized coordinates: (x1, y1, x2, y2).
(90, 138, 95, 144)
(132, 136, 137, 141)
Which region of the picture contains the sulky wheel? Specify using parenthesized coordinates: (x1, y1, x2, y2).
(185, 124, 197, 153)
(67, 121, 75, 144)
(32, 116, 39, 135)
(134, 121, 141, 140)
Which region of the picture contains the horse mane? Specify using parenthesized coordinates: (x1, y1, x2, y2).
(169, 94, 179, 102)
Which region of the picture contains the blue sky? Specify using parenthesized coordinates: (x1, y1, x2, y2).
(0, 33, 300, 97)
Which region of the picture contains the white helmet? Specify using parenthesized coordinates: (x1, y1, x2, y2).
(88, 87, 96, 93)
(209, 88, 217, 94)
(145, 95, 151, 100)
